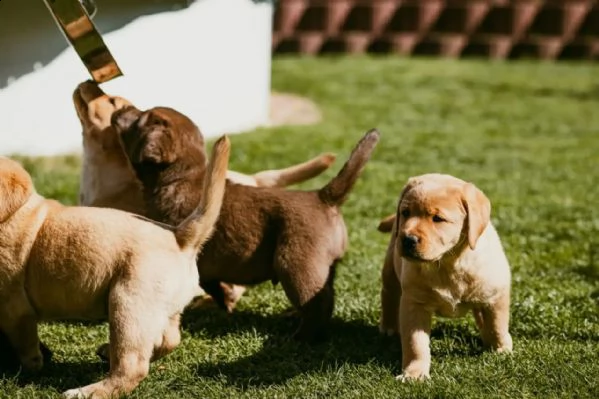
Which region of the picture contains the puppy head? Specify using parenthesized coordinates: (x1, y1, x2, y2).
(395, 173, 490, 262)
(0, 157, 35, 222)
(111, 106, 197, 166)
(73, 80, 132, 131)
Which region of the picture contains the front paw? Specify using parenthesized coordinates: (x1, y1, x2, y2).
(488, 333, 513, 354)
(62, 388, 86, 399)
(396, 363, 430, 382)
(494, 334, 513, 354)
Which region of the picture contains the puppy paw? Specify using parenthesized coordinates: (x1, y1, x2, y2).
(491, 333, 513, 354)
(62, 388, 86, 399)
(396, 364, 430, 382)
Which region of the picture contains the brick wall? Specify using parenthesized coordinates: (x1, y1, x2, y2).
(272, 0, 599, 60)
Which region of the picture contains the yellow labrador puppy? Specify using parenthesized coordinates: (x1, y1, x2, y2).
(0, 136, 229, 398)
(73, 80, 336, 215)
(378, 173, 512, 381)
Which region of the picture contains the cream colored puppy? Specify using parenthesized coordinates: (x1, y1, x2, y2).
(378, 173, 512, 381)
(73, 80, 145, 214)
(0, 137, 229, 398)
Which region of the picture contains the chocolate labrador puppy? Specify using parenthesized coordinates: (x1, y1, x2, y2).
(112, 105, 380, 342)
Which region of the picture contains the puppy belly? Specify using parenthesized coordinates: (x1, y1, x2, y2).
(198, 255, 275, 286)
(26, 280, 110, 321)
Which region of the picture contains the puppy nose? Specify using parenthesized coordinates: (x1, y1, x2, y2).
(401, 235, 419, 252)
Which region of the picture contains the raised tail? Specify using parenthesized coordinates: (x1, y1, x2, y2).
(318, 129, 380, 206)
(252, 152, 336, 187)
(175, 135, 230, 252)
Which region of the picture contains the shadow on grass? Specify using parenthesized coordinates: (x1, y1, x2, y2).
(3, 360, 106, 393)
(183, 307, 484, 388)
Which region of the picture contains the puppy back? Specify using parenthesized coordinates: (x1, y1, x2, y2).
(174, 136, 230, 252)
(318, 129, 380, 206)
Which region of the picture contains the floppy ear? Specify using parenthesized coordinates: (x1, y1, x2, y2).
(135, 130, 177, 164)
(0, 160, 34, 223)
(386, 177, 420, 237)
(111, 105, 142, 133)
(462, 182, 491, 250)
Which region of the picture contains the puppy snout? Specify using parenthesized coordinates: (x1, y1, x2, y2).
(77, 80, 104, 102)
(401, 234, 419, 254)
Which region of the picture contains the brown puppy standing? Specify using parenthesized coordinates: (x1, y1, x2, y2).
(0, 136, 229, 398)
(113, 105, 380, 342)
(378, 174, 512, 381)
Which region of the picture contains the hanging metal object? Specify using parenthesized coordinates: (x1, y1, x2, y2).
(43, 0, 123, 83)
(80, 0, 97, 18)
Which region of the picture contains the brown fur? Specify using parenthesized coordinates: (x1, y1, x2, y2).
(378, 174, 512, 381)
(113, 106, 380, 342)
(0, 137, 229, 398)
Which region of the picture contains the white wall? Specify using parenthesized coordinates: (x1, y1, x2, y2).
(0, 0, 273, 156)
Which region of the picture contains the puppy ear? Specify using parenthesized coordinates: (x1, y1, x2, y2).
(462, 183, 491, 250)
(111, 105, 142, 133)
(0, 159, 34, 223)
(377, 214, 396, 233)
(137, 130, 177, 164)
(390, 177, 420, 237)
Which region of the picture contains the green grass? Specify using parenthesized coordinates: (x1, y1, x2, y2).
(3, 56, 599, 398)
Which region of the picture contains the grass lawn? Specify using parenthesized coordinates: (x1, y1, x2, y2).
(2, 56, 599, 398)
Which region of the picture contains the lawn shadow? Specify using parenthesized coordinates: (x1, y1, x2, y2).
(184, 307, 485, 388)
(3, 359, 107, 393)
(184, 307, 400, 387)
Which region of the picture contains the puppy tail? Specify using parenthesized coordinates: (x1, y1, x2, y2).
(318, 129, 380, 207)
(175, 135, 230, 252)
(252, 152, 336, 187)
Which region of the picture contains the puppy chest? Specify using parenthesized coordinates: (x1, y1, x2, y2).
(432, 288, 471, 318)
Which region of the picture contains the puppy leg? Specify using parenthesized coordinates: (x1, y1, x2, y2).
(63, 287, 159, 398)
(276, 257, 336, 343)
(96, 314, 181, 365)
(398, 296, 432, 381)
(199, 280, 243, 313)
(379, 241, 401, 336)
(152, 314, 181, 361)
(0, 330, 50, 372)
(0, 290, 43, 372)
(477, 292, 513, 353)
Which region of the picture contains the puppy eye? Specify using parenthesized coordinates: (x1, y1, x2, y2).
(432, 215, 445, 223)
(400, 209, 410, 218)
